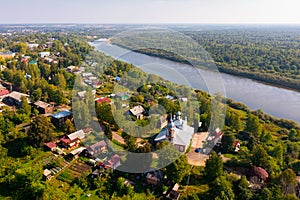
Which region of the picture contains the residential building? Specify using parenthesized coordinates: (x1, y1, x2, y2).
(38, 52, 50, 57)
(2, 91, 30, 108)
(34, 101, 54, 114)
(166, 183, 180, 200)
(0, 85, 9, 99)
(104, 154, 121, 170)
(0, 52, 15, 59)
(96, 97, 111, 104)
(44, 142, 57, 151)
(51, 110, 72, 127)
(130, 105, 145, 120)
(60, 129, 85, 148)
(87, 140, 107, 157)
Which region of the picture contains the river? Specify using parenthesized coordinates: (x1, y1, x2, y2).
(92, 42, 300, 124)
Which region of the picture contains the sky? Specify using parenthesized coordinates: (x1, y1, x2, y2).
(0, 0, 300, 24)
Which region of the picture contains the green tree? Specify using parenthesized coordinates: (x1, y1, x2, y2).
(251, 145, 269, 168)
(166, 155, 189, 183)
(279, 169, 298, 196)
(209, 175, 235, 200)
(63, 119, 76, 134)
(204, 152, 223, 182)
(235, 176, 253, 200)
(221, 133, 235, 153)
(245, 114, 261, 137)
(19, 96, 31, 116)
(28, 115, 55, 147)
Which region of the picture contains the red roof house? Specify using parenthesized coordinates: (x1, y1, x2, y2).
(96, 97, 111, 104)
(0, 88, 9, 97)
(44, 142, 57, 151)
(105, 154, 121, 170)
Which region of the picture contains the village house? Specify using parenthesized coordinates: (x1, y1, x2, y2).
(166, 183, 180, 200)
(51, 110, 72, 127)
(116, 92, 130, 101)
(86, 140, 107, 157)
(104, 154, 121, 170)
(0, 65, 6, 71)
(43, 169, 53, 180)
(44, 142, 57, 151)
(60, 129, 86, 148)
(69, 147, 86, 158)
(155, 113, 194, 152)
(0, 51, 15, 59)
(27, 43, 39, 49)
(38, 51, 50, 57)
(2, 91, 30, 108)
(96, 97, 111, 104)
(34, 101, 54, 114)
(0, 84, 9, 99)
(130, 105, 145, 120)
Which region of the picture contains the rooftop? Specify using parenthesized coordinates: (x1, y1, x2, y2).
(51, 110, 72, 119)
(130, 105, 145, 116)
(34, 101, 51, 109)
(5, 91, 29, 102)
(67, 129, 85, 141)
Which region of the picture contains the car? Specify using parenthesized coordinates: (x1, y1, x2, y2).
(195, 148, 201, 153)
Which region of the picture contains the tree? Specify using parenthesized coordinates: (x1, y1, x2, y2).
(28, 115, 55, 147)
(19, 96, 31, 116)
(209, 175, 235, 200)
(72, 101, 91, 129)
(245, 114, 261, 137)
(235, 176, 253, 200)
(279, 169, 298, 196)
(204, 152, 223, 182)
(53, 73, 67, 89)
(116, 177, 133, 196)
(251, 145, 269, 168)
(221, 133, 235, 153)
(231, 113, 242, 132)
(103, 122, 112, 140)
(166, 155, 189, 183)
(63, 119, 76, 134)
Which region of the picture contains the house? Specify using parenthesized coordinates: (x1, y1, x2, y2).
(27, 43, 39, 49)
(247, 166, 269, 184)
(104, 154, 121, 170)
(87, 140, 107, 157)
(166, 183, 180, 200)
(51, 110, 72, 127)
(38, 52, 50, 57)
(2, 91, 30, 108)
(146, 170, 163, 185)
(130, 105, 145, 120)
(29, 60, 37, 65)
(0, 65, 6, 71)
(155, 114, 194, 152)
(116, 92, 129, 101)
(96, 97, 111, 104)
(61, 129, 86, 147)
(69, 147, 86, 158)
(43, 169, 53, 180)
(44, 142, 57, 151)
(0, 85, 9, 99)
(82, 72, 93, 78)
(0, 51, 15, 59)
(34, 101, 54, 114)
